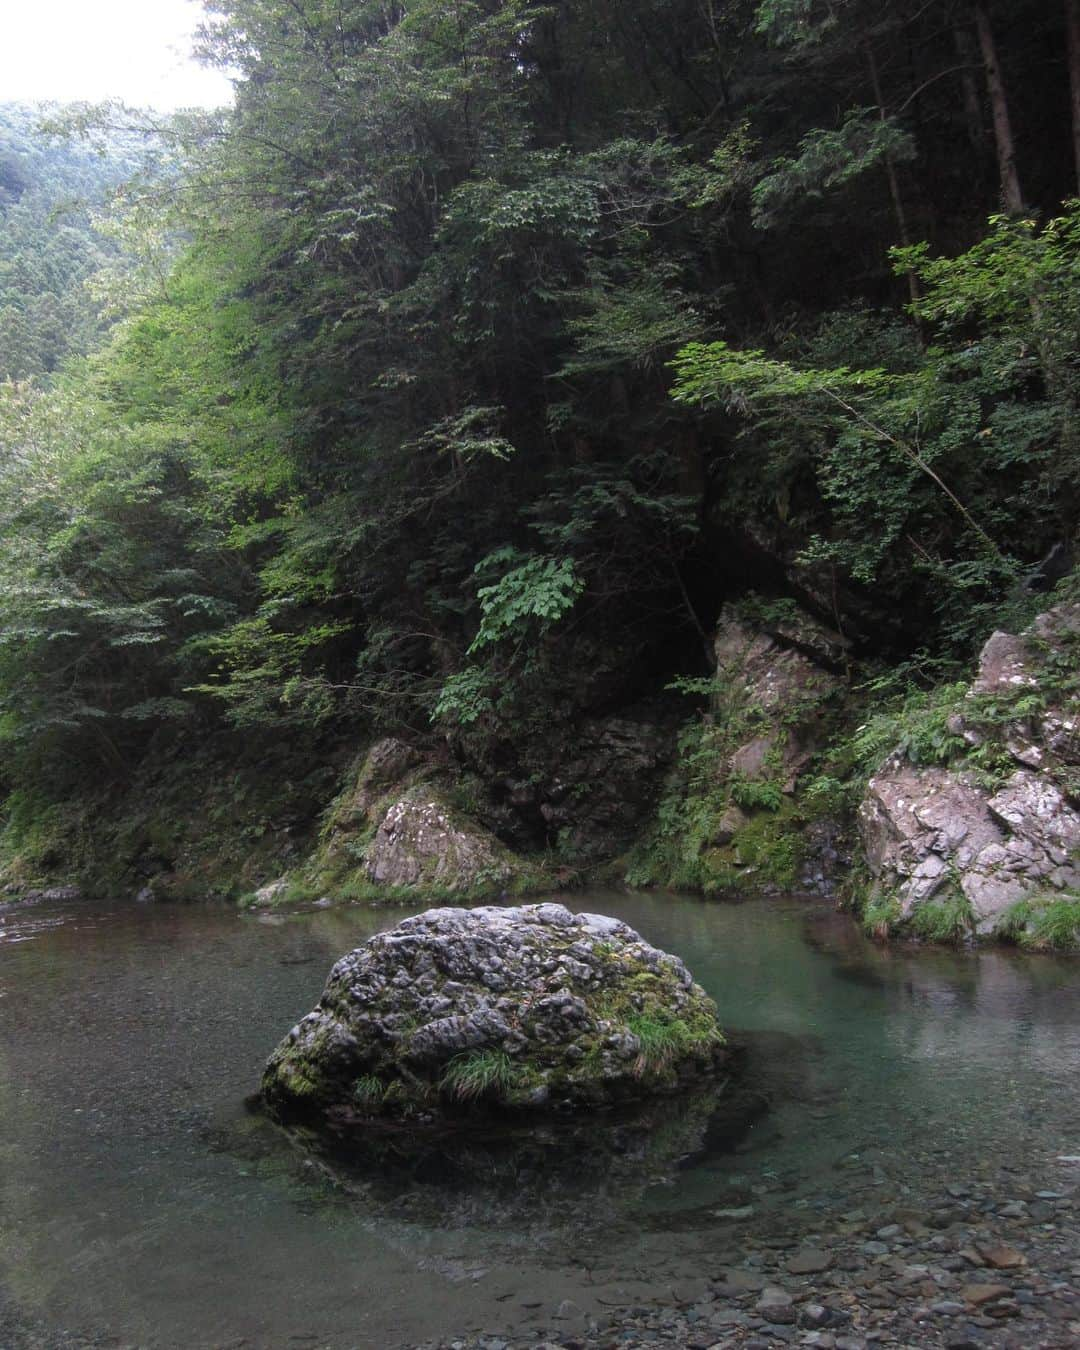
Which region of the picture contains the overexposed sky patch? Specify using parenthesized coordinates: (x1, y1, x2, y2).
(1, 0, 234, 110)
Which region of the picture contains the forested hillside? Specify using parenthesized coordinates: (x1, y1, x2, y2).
(2, 0, 1079, 915)
(0, 103, 151, 379)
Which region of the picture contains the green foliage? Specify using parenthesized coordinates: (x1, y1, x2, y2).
(846, 676, 969, 776)
(439, 1049, 518, 1103)
(862, 893, 902, 939)
(729, 775, 785, 813)
(431, 667, 497, 728)
(997, 895, 1080, 951)
(0, 103, 141, 380)
(2, 0, 1078, 894)
(468, 550, 584, 655)
(906, 890, 975, 946)
(669, 199, 1080, 654)
(626, 690, 810, 898)
(753, 0, 831, 46)
(753, 110, 916, 230)
(627, 1012, 722, 1077)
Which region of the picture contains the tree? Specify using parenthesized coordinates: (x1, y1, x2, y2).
(972, 1, 1024, 213)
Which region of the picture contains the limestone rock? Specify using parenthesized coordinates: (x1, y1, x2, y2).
(859, 603, 1080, 936)
(364, 787, 516, 892)
(261, 903, 726, 1122)
(351, 737, 424, 813)
(971, 631, 1038, 697)
(252, 877, 290, 907)
(713, 608, 840, 787)
(302, 738, 534, 899)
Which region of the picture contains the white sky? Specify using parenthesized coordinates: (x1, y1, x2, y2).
(1, 0, 235, 110)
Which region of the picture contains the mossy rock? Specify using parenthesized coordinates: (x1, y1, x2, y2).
(261, 903, 728, 1125)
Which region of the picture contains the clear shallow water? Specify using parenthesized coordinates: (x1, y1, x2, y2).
(2, 890, 1080, 1348)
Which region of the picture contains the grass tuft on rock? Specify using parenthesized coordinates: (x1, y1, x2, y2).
(997, 894, 1080, 950)
(628, 1013, 723, 1078)
(352, 1073, 386, 1105)
(906, 890, 975, 945)
(861, 892, 902, 939)
(439, 1049, 518, 1102)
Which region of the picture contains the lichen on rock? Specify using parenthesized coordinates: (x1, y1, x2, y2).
(261, 903, 727, 1124)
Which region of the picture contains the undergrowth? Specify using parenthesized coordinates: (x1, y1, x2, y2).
(906, 890, 975, 945)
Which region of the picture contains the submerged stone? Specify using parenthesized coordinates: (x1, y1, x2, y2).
(261, 902, 728, 1123)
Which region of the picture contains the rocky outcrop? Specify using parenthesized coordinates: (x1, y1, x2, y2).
(629, 604, 847, 896)
(1, 884, 84, 905)
(712, 607, 843, 792)
(364, 787, 516, 891)
(859, 603, 1080, 937)
(530, 714, 674, 860)
(287, 738, 537, 900)
(261, 903, 727, 1122)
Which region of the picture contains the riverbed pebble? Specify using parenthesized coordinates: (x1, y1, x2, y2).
(402, 1152, 1080, 1350)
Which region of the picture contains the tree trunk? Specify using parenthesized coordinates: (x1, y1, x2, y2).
(952, 22, 985, 158)
(1067, 0, 1080, 192)
(973, 1, 1024, 213)
(863, 40, 921, 311)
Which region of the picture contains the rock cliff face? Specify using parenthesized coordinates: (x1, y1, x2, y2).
(528, 714, 674, 861)
(859, 604, 1080, 940)
(261, 903, 726, 1122)
(711, 609, 843, 792)
(629, 605, 847, 896)
(282, 738, 535, 900)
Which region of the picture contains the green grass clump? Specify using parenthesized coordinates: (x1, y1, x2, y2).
(997, 895, 1080, 950)
(862, 892, 902, 938)
(862, 888, 974, 945)
(352, 1073, 386, 1105)
(439, 1049, 518, 1102)
(906, 890, 974, 945)
(626, 1012, 723, 1077)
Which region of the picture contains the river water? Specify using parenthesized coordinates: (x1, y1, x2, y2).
(1, 890, 1079, 1348)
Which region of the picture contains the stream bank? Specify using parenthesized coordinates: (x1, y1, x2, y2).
(3, 598, 1079, 955)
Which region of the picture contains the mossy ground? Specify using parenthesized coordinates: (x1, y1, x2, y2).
(623, 718, 825, 898)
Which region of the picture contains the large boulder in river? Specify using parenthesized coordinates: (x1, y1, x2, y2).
(261, 903, 726, 1123)
(859, 602, 1080, 938)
